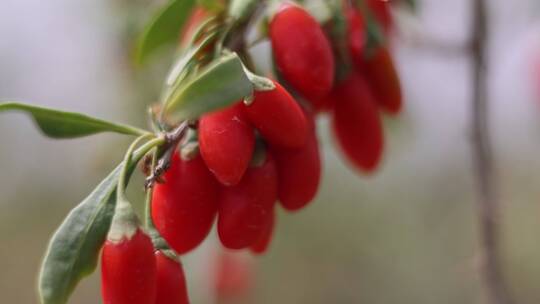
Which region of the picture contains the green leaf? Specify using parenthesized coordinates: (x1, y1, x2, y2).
(38, 139, 161, 304)
(228, 0, 258, 22)
(164, 52, 253, 121)
(38, 166, 121, 304)
(0, 102, 147, 138)
(197, 0, 225, 13)
(166, 31, 220, 87)
(136, 0, 196, 65)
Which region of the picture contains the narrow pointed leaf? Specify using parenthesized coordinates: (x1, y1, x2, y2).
(166, 31, 219, 87)
(164, 52, 253, 121)
(228, 0, 258, 22)
(136, 0, 196, 65)
(197, 0, 225, 12)
(38, 143, 157, 304)
(0, 102, 147, 138)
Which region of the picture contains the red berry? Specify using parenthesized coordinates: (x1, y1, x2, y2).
(101, 229, 156, 304)
(152, 152, 219, 254)
(332, 73, 384, 172)
(214, 252, 254, 300)
(345, 7, 366, 66)
(345, 6, 402, 114)
(250, 209, 276, 254)
(155, 251, 189, 304)
(273, 113, 321, 211)
(243, 81, 308, 148)
(362, 46, 402, 114)
(270, 4, 335, 100)
(367, 0, 393, 34)
(218, 153, 278, 249)
(199, 104, 255, 186)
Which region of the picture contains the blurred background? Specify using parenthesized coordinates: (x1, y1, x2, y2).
(2, 0, 540, 303)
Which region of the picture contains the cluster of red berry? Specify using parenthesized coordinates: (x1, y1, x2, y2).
(99, 1, 401, 303)
(102, 230, 190, 304)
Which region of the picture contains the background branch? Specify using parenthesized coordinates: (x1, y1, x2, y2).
(470, 0, 515, 303)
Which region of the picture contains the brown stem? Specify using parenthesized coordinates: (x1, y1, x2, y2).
(470, 1, 515, 303)
(144, 121, 189, 189)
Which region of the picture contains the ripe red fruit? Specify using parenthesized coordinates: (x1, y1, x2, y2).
(213, 252, 254, 300)
(199, 104, 255, 186)
(101, 229, 156, 304)
(250, 209, 275, 254)
(152, 152, 219, 254)
(332, 73, 384, 172)
(362, 46, 402, 114)
(155, 251, 189, 304)
(367, 0, 393, 34)
(345, 6, 402, 114)
(218, 153, 278, 249)
(346, 6, 366, 66)
(243, 81, 308, 148)
(270, 4, 335, 100)
(272, 113, 321, 211)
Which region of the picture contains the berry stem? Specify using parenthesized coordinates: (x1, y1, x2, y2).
(145, 148, 158, 229)
(109, 134, 159, 242)
(470, 1, 515, 303)
(144, 121, 190, 189)
(117, 134, 155, 202)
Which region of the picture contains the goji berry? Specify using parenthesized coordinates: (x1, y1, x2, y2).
(361, 46, 402, 114)
(332, 72, 384, 172)
(199, 103, 255, 186)
(218, 152, 278, 249)
(367, 0, 393, 34)
(345, 6, 366, 67)
(101, 229, 156, 304)
(152, 152, 219, 254)
(345, 5, 402, 114)
(155, 251, 189, 304)
(242, 81, 308, 148)
(214, 252, 254, 300)
(270, 3, 335, 100)
(272, 112, 321, 211)
(250, 209, 276, 254)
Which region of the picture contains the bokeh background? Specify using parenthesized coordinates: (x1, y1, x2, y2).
(2, 0, 540, 303)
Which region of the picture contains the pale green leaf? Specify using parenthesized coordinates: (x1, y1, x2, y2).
(0, 102, 147, 138)
(38, 141, 159, 304)
(164, 52, 253, 120)
(136, 0, 196, 65)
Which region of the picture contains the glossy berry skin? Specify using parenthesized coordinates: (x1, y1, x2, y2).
(270, 4, 335, 100)
(152, 153, 219, 254)
(243, 81, 308, 148)
(101, 229, 156, 304)
(272, 114, 321, 211)
(155, 251, 189, 304)
(250, 209, 275, 254)
(218, 153, 278, 249)
(332, 73, 384, 173)
(199, 104, 255, 186)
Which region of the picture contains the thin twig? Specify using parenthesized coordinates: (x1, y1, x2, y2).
(144, 121, 189, 189)
(470, 1, 515, 304)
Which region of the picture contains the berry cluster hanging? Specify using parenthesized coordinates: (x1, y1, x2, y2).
(0, 0, 403, 303)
